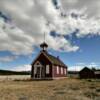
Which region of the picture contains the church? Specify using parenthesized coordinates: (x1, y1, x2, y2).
(31, 42, 68, 79)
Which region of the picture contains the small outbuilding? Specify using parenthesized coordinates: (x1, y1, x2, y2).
(31, 42, 67, 79)
(79, 67, 95, 79)
(79, 67, 100, 79)
(94, 70, 100, 79)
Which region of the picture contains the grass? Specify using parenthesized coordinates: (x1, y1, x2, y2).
(0, 77, 100, 100)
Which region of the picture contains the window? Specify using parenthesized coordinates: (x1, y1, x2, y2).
(57, 66, 59, 74)
(61, 67, 63, 74)
(46, 65, 49, 74)
(64, 68, 66, 75)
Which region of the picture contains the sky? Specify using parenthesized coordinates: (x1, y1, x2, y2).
(0, 0, 100, 71)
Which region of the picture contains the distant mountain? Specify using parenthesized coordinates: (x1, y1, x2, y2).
(0, 69, 30, 75)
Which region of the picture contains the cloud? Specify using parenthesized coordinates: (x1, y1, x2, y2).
(11, 64, 31, 71)
(0, 15, 34, 55)
(87, 62, 99, 68)
(0, 0, 80, 55)
(47, 35, 79, 52)
(0, 56, 18, 62)
(69, 62, 100, 71)
(0, 0, 100, 55)
(58, 0, 100, 37)
(59, 0, 100, 17)
(68, 66, 84, 71)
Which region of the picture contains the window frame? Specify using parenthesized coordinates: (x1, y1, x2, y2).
(64, 68, 66, 75)
(46, 65, 50, 74)
(61, 67, 63, 74)
(56, 66, 59, 74)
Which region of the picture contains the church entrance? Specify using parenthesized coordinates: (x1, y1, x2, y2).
(34, 61, 45, 79)
(36, 67, 41, 78)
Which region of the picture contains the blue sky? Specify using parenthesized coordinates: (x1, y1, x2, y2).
(0, 0, 100, 71)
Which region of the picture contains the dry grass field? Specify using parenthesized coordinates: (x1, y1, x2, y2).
(0, 77, 100, 100)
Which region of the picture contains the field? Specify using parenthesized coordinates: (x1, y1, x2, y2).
(0, 76, 100, 100)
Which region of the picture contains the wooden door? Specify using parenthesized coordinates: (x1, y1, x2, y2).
(36, 67, 41, 78)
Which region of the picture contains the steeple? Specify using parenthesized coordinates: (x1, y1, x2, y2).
(40, 32, 48, 51)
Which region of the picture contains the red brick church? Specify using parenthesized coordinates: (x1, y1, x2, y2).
(31, 42, 67, 79)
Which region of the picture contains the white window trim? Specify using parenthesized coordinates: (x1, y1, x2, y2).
(61, 67, 63, 74)
(57, 66, 59, 74)
(34, 61, 42, 74)
(64, 68, 66, 75)
(46, 65, 49, 74)
(34, 67, 37, 74)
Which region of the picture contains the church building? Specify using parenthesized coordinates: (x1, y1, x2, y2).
(31, 42, 67, 79)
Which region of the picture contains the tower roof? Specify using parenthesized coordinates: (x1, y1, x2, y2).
(40, 42, 48, 48)
(40, 42, 48, 51)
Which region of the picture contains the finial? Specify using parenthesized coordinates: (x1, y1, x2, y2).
(44, 32, 46, 42)
(40, 32, 48, 51)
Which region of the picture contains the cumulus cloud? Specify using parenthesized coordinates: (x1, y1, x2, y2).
(0, 55, 18, 62)
(46, 35, 79, 52)
(11, 64, 31, 71)
(0, 0, 80, 56)
(68, 66, 84, 71)
(58, 0, 100, 37)
(0, 0, 100, 56)
(87, 62, 99, 68)
(69, 62, 100, 71)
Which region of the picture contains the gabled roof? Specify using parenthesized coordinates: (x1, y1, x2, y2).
(79, 67, 100, 74)
(32, 50, 67, 67)
(79, 67, 94, 73)
(45, 52, 67, 67)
